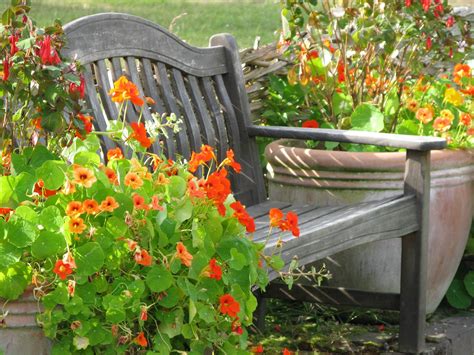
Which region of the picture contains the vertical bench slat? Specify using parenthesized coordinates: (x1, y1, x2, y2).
(200, 77, 228, 162)
(125, 57, 162, 154)
(155, 62, 191, 159)
(94, 60, 119, 122)
(83, 66, 115, 153)
(170, 69, 202, 154)
(139, 58, 167, 114)
(187, 76, 216, 148)
(213, 74, 242, 158)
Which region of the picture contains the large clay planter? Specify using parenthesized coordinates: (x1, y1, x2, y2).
(265, 139, 474, 313)
(0, 287, 51, 355)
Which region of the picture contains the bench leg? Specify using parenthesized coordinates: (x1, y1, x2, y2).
(254, 292, 267, 332)
(400, 150, 430, 354)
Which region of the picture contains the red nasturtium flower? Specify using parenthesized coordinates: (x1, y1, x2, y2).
(100, 196, 120, 212)
(134, 331, 147, 347)
(282, 211, 300, 237)
(302, 119, 319, 128)
(109, 76, 144, 106)
(203, 169, 231, 216)
(38, 35, 61, 65)
(9, 34, 19, 56)
(53, 260, 74, 280)
(140, 306, 148, 321)
(460, 113, 472, 126)
(175, 242, 193, 267)
(130, 122, 152, 148)
(230, 201, 256, 233)
(135, 249, 152, 266)
(231, 318, 243, 335)
(103, 167, 118, 185)
(453, 64, 471, 84)
(0, 207, 13, 221)
(69, 75, 85, 99)
(208, 258, 223, 281)
(187, 180, 206, 199)
(250, 344, 264, 353)
(1, 59, 9, 81)
(282, 348, 293, 355)
(107, 147, 124, 161)
(151, 195, 164, 211)
(76, 114, 94, 139)
(73, 165, 97, 188)
(222, 149, 241, 173)
(219, 294, 240, 318)
(34, 179, 58, 198)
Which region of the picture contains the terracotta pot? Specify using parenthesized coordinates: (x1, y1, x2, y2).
(0, 287, 51, 355)
(265, 139, 474, 313)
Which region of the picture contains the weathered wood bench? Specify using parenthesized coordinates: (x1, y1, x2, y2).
(63, 13, 446, 354)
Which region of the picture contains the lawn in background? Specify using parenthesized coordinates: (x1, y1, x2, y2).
(0, 0, 280, 48)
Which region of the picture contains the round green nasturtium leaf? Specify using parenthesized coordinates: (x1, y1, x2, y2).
(36, 160, 66, 190)
(204, 217, 223, 244)
(158, 286, 181, 308)
(0, 242, 22, 268)
(446, 279, 472, 310)
(31, 231, 66, 259)
(175, 199, 193, 223)
(351, 103, 384, 132)
(0, 262, 31, 300)
(106, 306, 126, 323)
(146, 265, 173, 293)
(158, 308, 184, 338)
(464, 272, 474, 298)
(75, 242, 105, 276)
(14, 206, 38, 223)
(74, 151, 100, 167)
(5, 216, 37, 248)
(40, 205, 64, 232)
(168, 176, 187, 198)
(105, 216, 128, 237)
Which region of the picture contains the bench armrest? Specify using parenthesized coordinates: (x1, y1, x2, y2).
(247, 125, 446, 151)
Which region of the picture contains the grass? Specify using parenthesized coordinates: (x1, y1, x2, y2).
(0, 0, 281, 48)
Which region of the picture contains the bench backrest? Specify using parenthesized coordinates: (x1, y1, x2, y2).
(63, 13, 266, 206)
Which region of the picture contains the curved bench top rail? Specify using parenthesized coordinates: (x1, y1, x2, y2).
(63, 13, 227, 77)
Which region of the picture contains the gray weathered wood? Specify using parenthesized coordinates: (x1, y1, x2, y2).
(63, 13, 227, 77)
(265, 283, 400, 310)
(250, 195, 418, 281)
(399, 150, 430, 353)
(248, 125, 447, 151)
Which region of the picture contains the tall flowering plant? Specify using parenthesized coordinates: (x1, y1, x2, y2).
(0, 3, 85, 157)
(270, 0, 472, 150)
(0, 75, 306, 353)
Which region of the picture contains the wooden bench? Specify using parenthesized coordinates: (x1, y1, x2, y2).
(63, 13, 446, 354)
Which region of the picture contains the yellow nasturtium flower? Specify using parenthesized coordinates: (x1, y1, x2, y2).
(444, 87, 464, 106)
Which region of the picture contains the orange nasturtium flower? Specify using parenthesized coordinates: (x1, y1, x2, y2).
(132, 194, 149, 211)
(440, 109, 455, 122)
(107, 147, 123, 161)
(69, 217, 87, 234)
(124, 171, 144, 189)
(130, 122, 152, 148)
(453, 63, 471, 84)
(73, 165, 97, 188)
(53, 260, 74, 280)
(405, 98, 419, 112)
(66, 201, 83, 217)
(175, 242, 193, 267)
(100, 196, 120, 212)
(83, 199, 100, 214)
(133, 331, 148, 347)
(103, 167, 119, 185)
(219, 294, 240, 318)
(269, 208, 284, 228)
(415, 107, 434, 124)
(188, 145, 216, 173)
(433, 117, 452, 132)
(250, 344, 264, 353)
(109, 75, 144, 106)
(134, 249, 152, 266)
